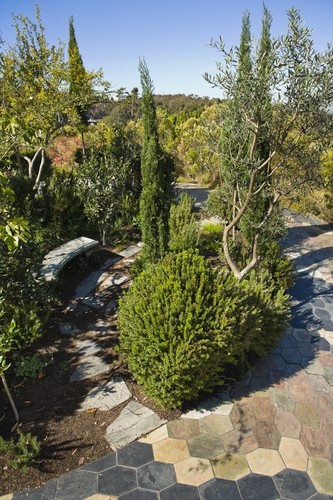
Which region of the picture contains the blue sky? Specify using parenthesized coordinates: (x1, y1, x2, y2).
(1, 0, 333, 97)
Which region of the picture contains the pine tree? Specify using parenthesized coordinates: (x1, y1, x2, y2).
(138, 58, 173, 263)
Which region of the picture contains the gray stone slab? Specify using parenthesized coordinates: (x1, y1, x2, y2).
(105, 300, 116, 315)
(118, 245, 142, 258)
(81, 294, 105, 309)
(98, 273, 128, 290)
(79, 377, 132, 411)
(76, 339, 102, 357)
(88, 319, 111, 335)
(70, 355, 110, 382)
(75, 270, 104, 298)
(58, 322, 77, 337)
(105, 400, 166, 448)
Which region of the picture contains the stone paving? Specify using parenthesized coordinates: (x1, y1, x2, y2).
(3, 211, 333, 500)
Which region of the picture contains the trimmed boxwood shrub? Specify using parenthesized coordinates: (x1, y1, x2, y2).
(118, 250, 291, 408)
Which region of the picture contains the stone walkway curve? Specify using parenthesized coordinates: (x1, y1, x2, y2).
(3, 211, 333, 500)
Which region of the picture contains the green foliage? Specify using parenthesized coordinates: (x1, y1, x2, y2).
(14, 353, 45, 378)
(0, 430, 40, 472)
(205, 7, 333, 279)
(199, 221, 224, 252)
(76, 125, 142, 243)
(169, 194, 199, 252)
(76, 147, 127, 244)
(0, 174, 29, 252)
(119, 250, 290, 408)
(237, 271, 290, 359)
(139, 58, 173, 263)
(258, 241, 295, 292)
(119, 251, 235, 408)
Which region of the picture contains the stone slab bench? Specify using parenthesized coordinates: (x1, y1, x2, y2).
(41, 236, 99, 282)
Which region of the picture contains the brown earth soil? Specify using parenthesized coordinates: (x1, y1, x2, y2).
(0, 247, 182, 496)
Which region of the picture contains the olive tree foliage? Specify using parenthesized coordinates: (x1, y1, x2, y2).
(205, 7, 333, 279)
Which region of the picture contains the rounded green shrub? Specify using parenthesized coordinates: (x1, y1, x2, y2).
(118, 250, 291, 409)
(118, 251, 238, 408)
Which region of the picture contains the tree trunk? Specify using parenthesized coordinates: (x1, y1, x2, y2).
(33, 148, 46, 191)
(1, 374, 19, 431)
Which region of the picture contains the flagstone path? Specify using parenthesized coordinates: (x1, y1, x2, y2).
(4, 210, 333, 500)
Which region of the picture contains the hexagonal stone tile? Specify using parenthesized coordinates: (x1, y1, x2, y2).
(187, 433, 224, 459)
(160, 483, 201, 500)
(281, 347, 303, 364)
(117, 442, 154, 468)
(308, 457, 333, 495)
(212, 452, 250, 480)
(270, 388, 295, 412)
(56, 469, 98, 500)
(301, 427, 329, 458)
(250, 396, 276, 421)
(268, 354, 287, 371)
(317, 393, 333, 417)
(321, 417, 333, 440)
(99, 466, 137, 497)
(275, 410, 301, 438)
(252, 420, 281, 449)
(174, 456, 214, 486)
(82, 453, 117, 473)
(139, 424, 169, 444)
(118, 489, 158, 500)
(237, 473, 280, 500)
(222, 429, 258, 455)
(230, 403, 255, 433)
(288, 378, 317, 404)
(273, 469, 316, 500)
(153, 438, 189, 463)
(307, 373, 331, 394)
(199, 478, 242, 499)
(137, 461, 176, 491)
(294, 402, 321, 428)
(199, 413, 233, 436)
(245, 449, 285, 476)
(293, 328, 312, 342)
(279, 437, 308, 470)
(167, 418, 200, 439)
(304, 358, 325, 376)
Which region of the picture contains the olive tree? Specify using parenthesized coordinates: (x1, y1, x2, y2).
(205, 8, 333, 279)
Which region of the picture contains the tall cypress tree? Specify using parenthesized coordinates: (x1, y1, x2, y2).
(68, 16, 90, 152)
(138, 58, 173, 263)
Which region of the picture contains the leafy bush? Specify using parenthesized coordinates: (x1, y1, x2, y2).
(119, 251, 238, 408)
(119, 250, 291, 408)
(14, 353, 45, 378)
(169, 193, 199, 252)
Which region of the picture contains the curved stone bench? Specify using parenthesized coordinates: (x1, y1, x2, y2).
(41, 236, 99, 282)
